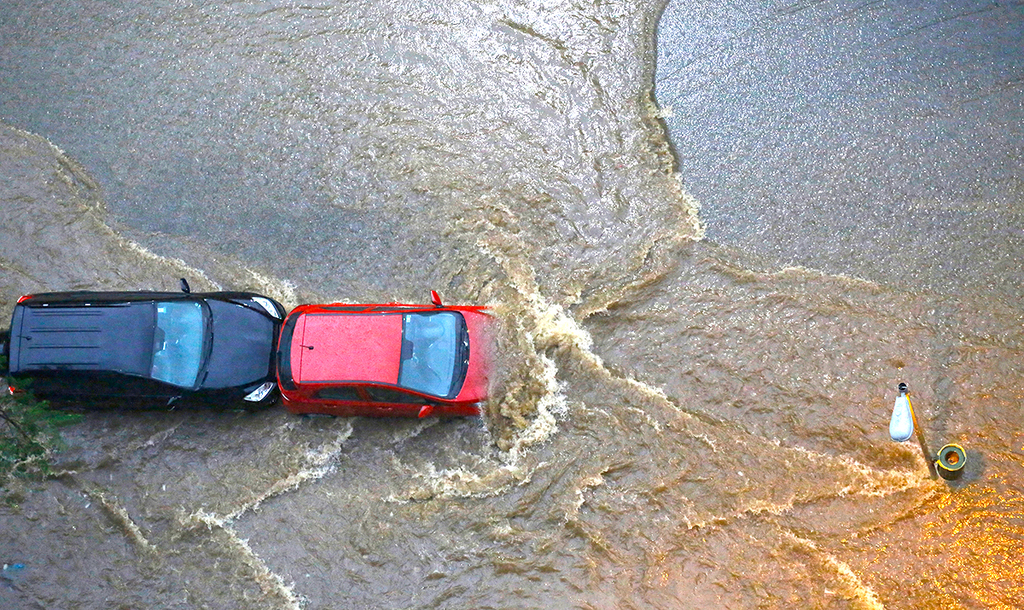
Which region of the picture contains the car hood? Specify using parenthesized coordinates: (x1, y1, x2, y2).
(455, 310, 494, 403)
(202, 300, 275, 389)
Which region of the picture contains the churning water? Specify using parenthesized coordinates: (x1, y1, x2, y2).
(1, 0, 1022, 608)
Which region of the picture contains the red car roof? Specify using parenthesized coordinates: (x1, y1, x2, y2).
(292, 313, 403, 384)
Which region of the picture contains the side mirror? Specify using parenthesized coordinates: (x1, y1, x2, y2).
(179, 278, 191, 294)
(430, 290, 443, 307)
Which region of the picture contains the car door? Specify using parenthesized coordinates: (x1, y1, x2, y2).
(11, 371, 88, 402)
(18, 371, 178, 407)
(363, 385, 430, 416)
(311, 385, 371, 416)
(114, 374, 182, 405)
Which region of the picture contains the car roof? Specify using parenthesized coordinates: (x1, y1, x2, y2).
(10, 300, 154, 375)
(18, 291, 187, 305)
(293, 312, 404, 384)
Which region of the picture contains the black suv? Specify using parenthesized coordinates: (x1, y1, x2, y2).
(3, 280, 286, 408)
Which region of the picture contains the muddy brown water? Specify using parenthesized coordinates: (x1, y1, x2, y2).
(1, 1, 1022, 608)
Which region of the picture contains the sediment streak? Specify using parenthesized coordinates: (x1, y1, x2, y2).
(180, 423, 354, 609)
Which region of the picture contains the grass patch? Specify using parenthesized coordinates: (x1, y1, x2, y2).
(1, 356, 82, 485)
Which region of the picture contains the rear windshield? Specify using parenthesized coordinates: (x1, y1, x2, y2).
(150, 301, 205, 388)
(397, 312, 467, 398)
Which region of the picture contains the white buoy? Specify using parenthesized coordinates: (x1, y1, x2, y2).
(889, 382, 914, 442)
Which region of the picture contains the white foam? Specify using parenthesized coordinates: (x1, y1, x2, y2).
(183, 510, 304, 609)
(241, 268, 300, 310)
(176, 424, 353, 608)
(225, 422, 354, 520)
(88, 489, 156, 553)
(120, 239, 222, 291)
(784, 532, 886, 610)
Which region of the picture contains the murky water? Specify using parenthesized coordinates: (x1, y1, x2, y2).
(2, 1, 1023, 608)
(655, 0, 1024, 303)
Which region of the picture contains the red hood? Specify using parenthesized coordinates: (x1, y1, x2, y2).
(455, 310, 494, 402)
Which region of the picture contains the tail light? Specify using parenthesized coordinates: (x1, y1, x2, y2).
(17, 294, 32, 304)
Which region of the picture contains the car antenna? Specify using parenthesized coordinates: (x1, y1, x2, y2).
(180, 278, 191, 294)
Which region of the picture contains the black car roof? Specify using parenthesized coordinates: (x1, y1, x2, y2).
(10, 300, 156, 376)
(19, 290, 214, 306)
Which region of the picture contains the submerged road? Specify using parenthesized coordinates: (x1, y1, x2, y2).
(656, 0, 1024, 303)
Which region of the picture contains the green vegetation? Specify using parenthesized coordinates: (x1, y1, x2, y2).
(1, 357, 81, 483)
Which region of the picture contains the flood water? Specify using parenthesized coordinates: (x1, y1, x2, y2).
(1, 1, 1022, 608)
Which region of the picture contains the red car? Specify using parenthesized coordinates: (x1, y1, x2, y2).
(276, 292, 493, 417)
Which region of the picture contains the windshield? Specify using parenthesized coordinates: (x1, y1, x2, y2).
(151, 301, 205, 388)
(397, 312, 464, 397)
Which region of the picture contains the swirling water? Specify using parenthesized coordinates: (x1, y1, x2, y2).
(1, 1, 1022, 608)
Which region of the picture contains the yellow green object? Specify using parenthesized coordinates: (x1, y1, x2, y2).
(936, 444, 967, 480)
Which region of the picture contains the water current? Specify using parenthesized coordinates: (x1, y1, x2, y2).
(1, 1, 1022, 608)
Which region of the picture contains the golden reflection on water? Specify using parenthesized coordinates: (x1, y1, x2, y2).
(923, 460, 1024, 610)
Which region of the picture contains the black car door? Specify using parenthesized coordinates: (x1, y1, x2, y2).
(30, 371, 179, 406)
